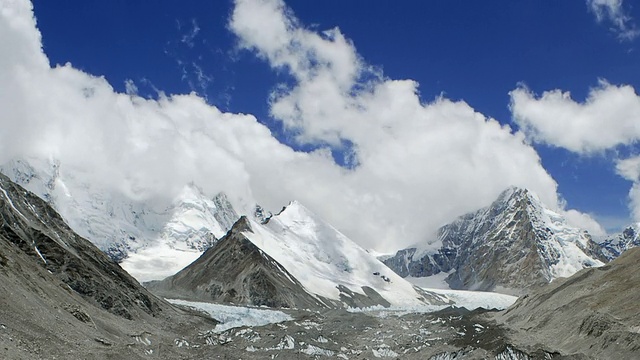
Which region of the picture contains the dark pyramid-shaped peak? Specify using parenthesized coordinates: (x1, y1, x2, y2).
(230, 215, 253, 233)
(147, 216, 328, 308)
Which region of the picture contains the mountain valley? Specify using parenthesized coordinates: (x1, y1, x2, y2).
(1, 169, 639, 359)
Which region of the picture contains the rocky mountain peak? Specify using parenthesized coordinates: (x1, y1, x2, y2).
(492, 186, 546, 218)
(253, 204, 272, 224)
(384, 186, 604, 294)
(599, 222, 640, 260)
(211, 192, 239, 231)
(231, 215, 253, 234)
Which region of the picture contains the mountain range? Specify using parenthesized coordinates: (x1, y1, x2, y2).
(1, 164, 639, 358)
(4, 159, 639, 296)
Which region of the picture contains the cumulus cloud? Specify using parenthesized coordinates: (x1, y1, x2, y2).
(563, 209, 607, 236)
(616, 156, 640, 220)
(587, 0, 639, 40)
(0, 0, 604, 252)
(616, 155, 640, 181)
(510, 82, 640, 154)
(511, 81, 640, 224)
(228, 0, 603, 245)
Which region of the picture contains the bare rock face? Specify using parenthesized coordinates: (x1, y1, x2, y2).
(0, 173, 166, 319)
(496, 247, 640, 359)
(147, 217, 330, 309)
(384, 187, 605, 293)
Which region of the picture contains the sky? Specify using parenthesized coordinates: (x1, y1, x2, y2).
(1, 0, 640, 252)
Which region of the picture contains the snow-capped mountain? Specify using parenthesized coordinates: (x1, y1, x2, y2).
(150, 201, 443, 309)
(598, 223, 640, 261)
(383, 187, 606, 293)
(0, 158, 239, 281)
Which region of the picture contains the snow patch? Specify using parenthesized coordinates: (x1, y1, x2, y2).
(301, 344, 335, 356)
(166, 299, 292, 333)
(242, 202, 432, 307)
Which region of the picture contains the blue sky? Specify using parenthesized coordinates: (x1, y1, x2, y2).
(13, 0, 640, 244)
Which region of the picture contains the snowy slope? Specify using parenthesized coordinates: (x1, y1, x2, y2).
(0, 158, 239, 281)
(520, 189, 605, 279)
(167, 299, 293, 333)
(242, 201, 431, 307)
(384, 187, 605, 293)
(120, 186, 239, 281)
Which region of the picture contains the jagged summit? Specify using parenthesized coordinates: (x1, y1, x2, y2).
(599, 222, 640, 260)
(384, 186, 605, 294)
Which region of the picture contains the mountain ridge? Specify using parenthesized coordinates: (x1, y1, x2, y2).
(149, 202, 446, 309)
(0, 158, 240, 281)
(383, 187, 606, 293)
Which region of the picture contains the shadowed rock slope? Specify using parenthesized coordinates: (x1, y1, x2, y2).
(0, 172, 164, 319)
(496, 247, 640, 359)
(0, 173, 216, 359)
(147, 216, 332, 309)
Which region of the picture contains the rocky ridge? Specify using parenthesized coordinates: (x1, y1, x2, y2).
(383, 187, 606, 293)
(0, 171, 219, 359)
(495, 247, 640, 359)
(598, 222, 640, 261)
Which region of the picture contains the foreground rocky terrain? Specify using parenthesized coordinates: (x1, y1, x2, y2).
(495, 247, 640, 359)
(147, 305, 558, 360)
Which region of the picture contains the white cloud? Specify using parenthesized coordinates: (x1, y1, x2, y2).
(180, 18, 201, 48)
(616, 155, 640, 181)
(0, 0, 605, 253)
(511, 80, 640, 224)
(587, 0, 639, 40)
(616, 156, 640, 220)
(563, 209, 607, 236)
(228, 0, 602, 246)
(510, 82, 640, 154)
